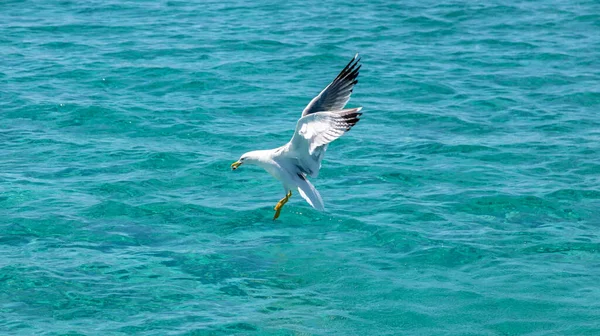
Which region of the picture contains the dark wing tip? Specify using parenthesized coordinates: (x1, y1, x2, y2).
(344, 112, 362, 119)
(341, 111, 363, 130)
(301, 54, 362, 117)
(330, 57, 361, 91)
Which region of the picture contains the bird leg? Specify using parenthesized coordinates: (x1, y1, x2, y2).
(273, 190, 292, 220)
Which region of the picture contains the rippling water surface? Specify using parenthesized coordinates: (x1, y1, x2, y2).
(2, 0, 600, 334)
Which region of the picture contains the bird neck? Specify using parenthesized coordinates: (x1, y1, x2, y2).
(246, 149, 275, 166)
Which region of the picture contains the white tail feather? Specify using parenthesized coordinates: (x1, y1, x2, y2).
(296, 177, 325, 211)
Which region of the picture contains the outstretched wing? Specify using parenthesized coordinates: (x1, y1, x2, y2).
(292, 108, 363, 154)
(283, 108, 362, 177)
(301, 54, 361, 117)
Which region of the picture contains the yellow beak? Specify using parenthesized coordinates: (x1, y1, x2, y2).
(231, 161, 242, 170)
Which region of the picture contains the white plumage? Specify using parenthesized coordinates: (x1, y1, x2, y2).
(231, 54, 363, 219)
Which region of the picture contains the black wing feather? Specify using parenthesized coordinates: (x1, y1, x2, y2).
(301, 54, 361, 117)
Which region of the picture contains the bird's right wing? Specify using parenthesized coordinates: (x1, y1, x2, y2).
(301, 54, 361, 117)
(288, 107, 362, 156)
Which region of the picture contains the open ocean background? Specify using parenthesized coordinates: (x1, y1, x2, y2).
(2, 0, 600, 335)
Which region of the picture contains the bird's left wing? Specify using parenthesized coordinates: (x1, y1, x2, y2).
(301, 54, 361, 117)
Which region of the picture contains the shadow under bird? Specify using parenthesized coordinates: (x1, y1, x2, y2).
(231, 54, 363, 220)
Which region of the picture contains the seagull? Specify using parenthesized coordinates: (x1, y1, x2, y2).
(231, 54, 362, 220)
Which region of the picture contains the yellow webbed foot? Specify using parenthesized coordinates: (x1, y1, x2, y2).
(273, 191, 292, 220)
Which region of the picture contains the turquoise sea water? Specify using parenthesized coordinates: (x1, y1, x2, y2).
(2, 0, 600, 334)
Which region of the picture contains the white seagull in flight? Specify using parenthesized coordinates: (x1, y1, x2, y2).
(231, 54, 363, 219)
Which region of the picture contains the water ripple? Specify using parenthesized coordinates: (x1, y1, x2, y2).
(2, 0, 600, 334)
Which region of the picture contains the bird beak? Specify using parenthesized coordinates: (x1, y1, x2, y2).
(231, 161, 242, 170)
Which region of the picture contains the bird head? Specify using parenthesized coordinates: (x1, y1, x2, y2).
(231, 151, 262, 170)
